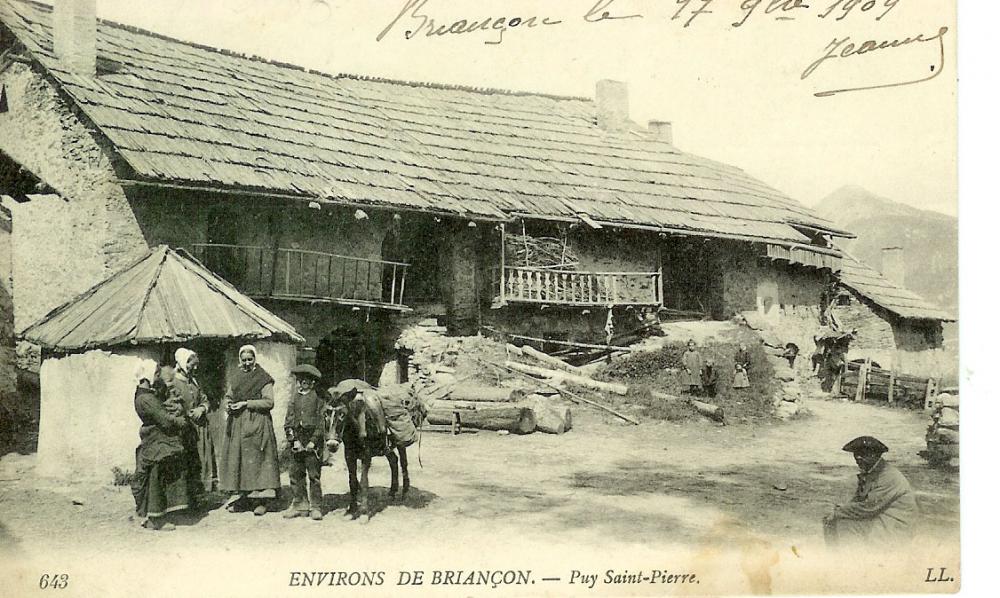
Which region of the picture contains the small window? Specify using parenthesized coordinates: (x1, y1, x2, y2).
(836, 294, 852, 306)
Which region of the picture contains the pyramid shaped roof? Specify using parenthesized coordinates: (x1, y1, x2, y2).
(23, 246, 305, 351)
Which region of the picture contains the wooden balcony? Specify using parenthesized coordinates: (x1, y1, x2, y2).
(494, 266, 663, 307)
(191, 244, 410, 311)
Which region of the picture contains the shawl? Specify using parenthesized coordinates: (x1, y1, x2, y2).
(230, 365, 274, 401)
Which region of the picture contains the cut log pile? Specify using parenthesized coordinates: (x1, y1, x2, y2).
(396, 320, 734, 433)
(396, 320, 573, 435)
(921, 390, 959, 468)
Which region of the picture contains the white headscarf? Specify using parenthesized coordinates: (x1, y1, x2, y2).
(134, 359, 159, 386)
(238, 344, 258, 371)
(174, 348, 196, 373)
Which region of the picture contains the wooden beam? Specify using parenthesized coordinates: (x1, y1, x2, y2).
(504, 361, 629, 395)
(474, 358, 639, 425)
(481, 326, 635, 352)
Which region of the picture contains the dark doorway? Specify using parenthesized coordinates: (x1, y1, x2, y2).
(314, 315, 398, 387)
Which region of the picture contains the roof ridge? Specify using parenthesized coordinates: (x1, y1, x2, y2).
(35, 247, 165, 347)
(10, 0, 589, 103)
(335, 74, 591, 102)
(129, 245, 171, 341)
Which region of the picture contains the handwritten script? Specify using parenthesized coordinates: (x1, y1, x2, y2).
(374, 0, 949, 97)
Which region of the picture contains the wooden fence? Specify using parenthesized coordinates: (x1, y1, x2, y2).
(839, 359, 938, 409)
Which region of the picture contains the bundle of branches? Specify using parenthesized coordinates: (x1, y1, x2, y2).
(504, 233, 579, 269)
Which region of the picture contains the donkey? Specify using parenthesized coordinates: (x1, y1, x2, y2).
(325, 382, 413, 523)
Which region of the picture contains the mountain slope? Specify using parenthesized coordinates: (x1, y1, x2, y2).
(815, 186, 957, 311)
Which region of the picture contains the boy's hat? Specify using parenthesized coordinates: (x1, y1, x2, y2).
(290, 364, 322, 380)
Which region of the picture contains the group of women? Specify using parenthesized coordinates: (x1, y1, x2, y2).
(131, 344, 281, 531)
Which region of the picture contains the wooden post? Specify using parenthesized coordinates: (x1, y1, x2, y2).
(399, 266, 407, 304)
(657, 265, 664, 305)
(887, 370, 896, 406)
(924, 378, 938, 411)
(499, 222, 506, 306)
(854, 359, 870, 402)
(390, 264, 397, 304)
(268, 212, 282, 296)
(284, 251, 291, 295)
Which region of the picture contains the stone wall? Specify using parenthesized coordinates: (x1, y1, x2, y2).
(571, 229, 659, 273)
(439, 223, 481, 334)
(722, 247, 828, 317)
(0, 64, 151, 331)
(832, 289, 954, 378)
(0, 205, 14, 396)
(831, 291, 896, 352)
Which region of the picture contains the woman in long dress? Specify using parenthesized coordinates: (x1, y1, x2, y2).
(173, 348, 218, 495)
(131, 359, 191, 531)
(219, 345, 281, 516)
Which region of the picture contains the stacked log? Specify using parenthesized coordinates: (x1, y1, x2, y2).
(416, 383, 571, 435)
(922, 391, 959, 467)
(530, 394, 573, 434)
(426, 404, 537, 434)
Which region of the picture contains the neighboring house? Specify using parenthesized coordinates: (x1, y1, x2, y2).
(0, 0, 949, 390)
(831, 249, 956, 375)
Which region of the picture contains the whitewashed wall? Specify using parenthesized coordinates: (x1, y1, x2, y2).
(36, 341, 299, 482)
(36, 347, 158, 480)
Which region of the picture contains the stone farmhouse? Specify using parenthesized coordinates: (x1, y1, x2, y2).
(0, 0, 953, 396)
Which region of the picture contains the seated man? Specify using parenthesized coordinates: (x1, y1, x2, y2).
(823, 436, 918, 548)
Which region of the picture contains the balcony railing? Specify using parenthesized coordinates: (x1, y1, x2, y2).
(494, 266, 663, 307)
(191, 244, 410, 310)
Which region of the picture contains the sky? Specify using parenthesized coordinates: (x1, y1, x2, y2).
(91, 0, 957, 216)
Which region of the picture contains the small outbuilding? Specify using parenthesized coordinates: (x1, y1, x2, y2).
(21, 245, 304, 480)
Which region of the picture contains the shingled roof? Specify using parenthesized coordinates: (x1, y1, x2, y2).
(0, 0, 853, 248)
(838, 251, 955, 322)
(22, 245, 305, 351)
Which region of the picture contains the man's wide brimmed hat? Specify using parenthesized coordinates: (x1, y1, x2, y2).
(842, 436, 889, 455)
(290, 364, 322, 380)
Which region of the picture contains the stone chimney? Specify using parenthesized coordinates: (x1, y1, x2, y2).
(881, 246, 905, 287)
(53, 0, 97, 77)
(647, 120, 673, 144)
(595, 80, 629, 133)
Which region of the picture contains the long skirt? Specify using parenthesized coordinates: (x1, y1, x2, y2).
(733, 370, 750, 389)
(132, 453, 191, 519)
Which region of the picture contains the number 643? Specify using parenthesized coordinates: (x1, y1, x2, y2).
(38, 574, 69, 589)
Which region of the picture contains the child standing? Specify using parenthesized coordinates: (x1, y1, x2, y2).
(733, 343, 751, 389)
(701, 358, 719, 398)
(283, 364, 326, 521)
(681, 339, 703, 395)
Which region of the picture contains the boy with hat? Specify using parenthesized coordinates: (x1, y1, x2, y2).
(283, 364, 326, 520)
(822, 436, 917, 548)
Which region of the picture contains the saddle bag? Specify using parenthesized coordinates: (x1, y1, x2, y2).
(377, 384, 425, 448)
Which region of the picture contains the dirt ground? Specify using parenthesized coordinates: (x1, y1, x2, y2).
(0, 391, 959, 550)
